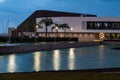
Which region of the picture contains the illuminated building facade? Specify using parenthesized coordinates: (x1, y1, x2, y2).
(16, 10, 120, 42)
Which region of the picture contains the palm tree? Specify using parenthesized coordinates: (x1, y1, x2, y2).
(38, 18, 53, 38)
(59, 23, 70, 37)
(51, 23, 60, 38)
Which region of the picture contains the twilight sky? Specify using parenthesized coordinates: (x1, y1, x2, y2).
(0, 0, 120, 33)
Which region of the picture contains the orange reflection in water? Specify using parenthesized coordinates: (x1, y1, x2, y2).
(99, 45, 105, 67)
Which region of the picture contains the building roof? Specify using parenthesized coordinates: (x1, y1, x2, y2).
(17, 10, 96, 32)
(32, 10, 96, 17)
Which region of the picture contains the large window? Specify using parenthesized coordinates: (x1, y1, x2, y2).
(87, 21, 120, 30)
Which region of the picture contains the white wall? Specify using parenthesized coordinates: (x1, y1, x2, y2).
(78, 34, 95, 42)
(36, 17, 120, 33)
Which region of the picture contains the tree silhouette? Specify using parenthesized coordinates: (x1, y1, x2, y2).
(38, 18, 53, 38)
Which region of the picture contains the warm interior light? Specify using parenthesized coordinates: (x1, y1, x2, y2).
(99, 33, 104, 39)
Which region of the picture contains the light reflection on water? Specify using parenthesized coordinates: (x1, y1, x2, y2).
(68, 48, 75, 70)
(98, 45, 105, 67)
(7, 54, 17, 73)
(0, 45, 120, 73)
(33, 52, 41, 72)
(53, 50, 60, 71)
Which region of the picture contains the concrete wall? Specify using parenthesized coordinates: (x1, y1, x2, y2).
(78, 34, 95, 42)
(0, 42, 101, 54)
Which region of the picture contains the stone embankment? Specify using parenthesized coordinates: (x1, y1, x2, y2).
(0, 42, 101, 54)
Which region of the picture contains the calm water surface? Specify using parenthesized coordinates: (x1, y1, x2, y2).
(0, 45, 120, 73)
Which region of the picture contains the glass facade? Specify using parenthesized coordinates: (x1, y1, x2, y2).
(105, 33, 120, 39)
(94, 33, 120, 40)
(87, 21, 120, 30)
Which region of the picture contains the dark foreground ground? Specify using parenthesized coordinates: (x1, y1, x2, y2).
(0, 69, 120, 80)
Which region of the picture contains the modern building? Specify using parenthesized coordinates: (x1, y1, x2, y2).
(15, 10, 120, 42)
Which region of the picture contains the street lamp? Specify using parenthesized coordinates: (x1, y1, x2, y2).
(35, 25, 39, 43)
(56, 27, 58, 38)
(54, 26, 59, 42)
(70, 27, 73, 31)
(55, 26, 58, 30)
(69, 27, 73, 41)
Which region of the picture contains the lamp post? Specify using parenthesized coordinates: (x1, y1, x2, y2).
(35, 25, 39, 43)
(54, 26, 58, 42)
(69, 27, 73, 41)
(70, 27, 73, 31)
(56, 26, 58, 38)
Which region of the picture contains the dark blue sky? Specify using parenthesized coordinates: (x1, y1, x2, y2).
(0, 0, 120, 33)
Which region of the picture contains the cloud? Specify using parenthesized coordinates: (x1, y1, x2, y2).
(0, 0, 5, 3)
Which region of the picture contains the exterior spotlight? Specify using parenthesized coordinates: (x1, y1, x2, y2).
(70, 27, 73, 31)
(56, 27, 58, 30)
(36, 25, 39, 29)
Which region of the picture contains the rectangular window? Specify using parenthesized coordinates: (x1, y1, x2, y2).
(87, 21, 120, 30)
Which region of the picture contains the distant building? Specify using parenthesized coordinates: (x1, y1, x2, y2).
(16, 10, 120, 42)
(8, 27, 18, 37)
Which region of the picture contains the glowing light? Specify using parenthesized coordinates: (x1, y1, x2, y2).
(70, 27, 73, 31)
(99, 33, 105, 39)
(55, 27, 58, 30)
(33, 52, 41, 72)
(36, 25, 39, 29)
(94, 39, 100, 42)
(68, 48, 75, 70)
(53, 50, 60, 71)
(7, 54, 16, 73)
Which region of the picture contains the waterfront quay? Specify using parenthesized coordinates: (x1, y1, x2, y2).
(0, 42, 101, 54)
